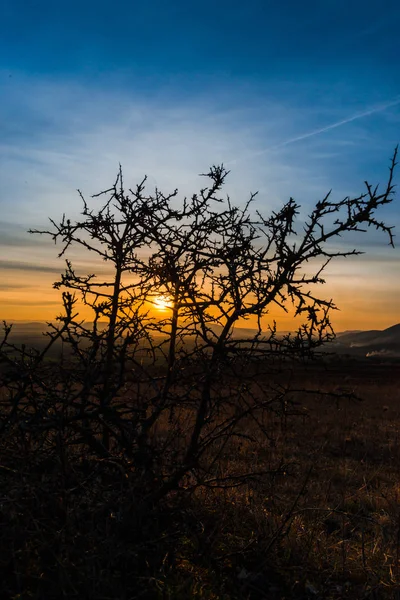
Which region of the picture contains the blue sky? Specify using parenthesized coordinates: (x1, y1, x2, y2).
(0, 0, 399, 327)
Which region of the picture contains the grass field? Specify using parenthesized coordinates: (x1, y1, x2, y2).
(1, 357, 400, 599)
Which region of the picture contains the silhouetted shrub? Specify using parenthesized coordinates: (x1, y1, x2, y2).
(0, 150, 397, 598)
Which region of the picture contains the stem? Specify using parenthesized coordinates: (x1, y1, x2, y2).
(161, 287, 179, 404)
(101, 260, 122, 449)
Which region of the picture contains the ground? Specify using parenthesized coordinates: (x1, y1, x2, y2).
(1, 356, 400, 599)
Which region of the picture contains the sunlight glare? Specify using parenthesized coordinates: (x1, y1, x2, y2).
(153, 294, 173, 311)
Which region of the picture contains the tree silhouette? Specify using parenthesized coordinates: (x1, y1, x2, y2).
(0, 148, 397, 505)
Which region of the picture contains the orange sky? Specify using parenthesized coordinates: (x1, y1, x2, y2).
(1, 252, 398, 332)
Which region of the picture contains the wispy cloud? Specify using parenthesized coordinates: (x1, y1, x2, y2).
(0, 282, 34, 290)
(0, 300, 60, 306)
(0, 78, 335, 225)
(0, 260, 62, 274)
(0, 221, 52, 247)
(0, 76, 399, 326)
(229, 96, 400, 165)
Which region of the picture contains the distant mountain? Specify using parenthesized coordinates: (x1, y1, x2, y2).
(2, 322, 289, 349)
(335, 329, 362, 337)
(4, 321, 400, 360)
(332, 324, 400, 358)
(336, 329, 382, 346)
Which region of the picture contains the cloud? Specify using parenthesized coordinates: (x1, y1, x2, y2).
(0, 75, 399, 326)
(0, 260, 62, 274)
(229, 96, 400, 165)
(0, 282, 34, 290)
(0, 221, 52, 248)
(0, 299, 59, 306)
(0, 75, 369, 225)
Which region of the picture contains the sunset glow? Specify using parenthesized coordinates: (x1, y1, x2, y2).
(0, 1, 399, 331)
(152, 295, 173, 311)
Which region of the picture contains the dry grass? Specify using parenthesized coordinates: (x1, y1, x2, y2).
(1, 358, 400, 598)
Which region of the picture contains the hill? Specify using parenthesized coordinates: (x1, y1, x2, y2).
(332, 323, 400, 358)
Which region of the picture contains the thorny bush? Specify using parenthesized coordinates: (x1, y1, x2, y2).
(0, 150, 397, 507)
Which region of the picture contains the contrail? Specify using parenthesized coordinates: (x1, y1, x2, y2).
(227, 96, 400, 165)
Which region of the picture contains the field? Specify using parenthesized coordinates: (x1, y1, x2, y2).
(1, 356, 400, 599)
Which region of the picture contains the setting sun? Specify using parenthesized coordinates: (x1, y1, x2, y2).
(152, 295, 173, 311)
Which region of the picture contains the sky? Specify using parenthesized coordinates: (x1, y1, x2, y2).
(0, 0, 399, 330)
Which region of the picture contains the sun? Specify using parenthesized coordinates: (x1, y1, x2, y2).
(153, 294, 173, 311)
